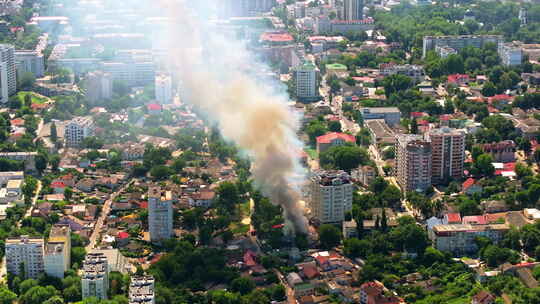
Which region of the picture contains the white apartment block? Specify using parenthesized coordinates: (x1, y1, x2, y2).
(102, 61, 155, 87)
(295, 61, 319, 100)
(0, 62, 8, 103)
(65, 116, 95, 147)
(155, 74, 172, 104)
(396, 134, 432, 192)
(44, 224, 71, 278)
(15, 50, 45, 78)
(310, 170, 353, 223)
(0, 44, 16, 96)
(422, 35, 503, 58)
(148, 187, 173, 243)
(6, 236, 44, 279)
(425, 128, 465, 183)
(379, 63, 425, 83)
(429, 224, 509, 254)
(82, 252, 109, 300)
(498, 43, 523, 66)
(85, 70, 113, 104)
(129, 276, 155, 304)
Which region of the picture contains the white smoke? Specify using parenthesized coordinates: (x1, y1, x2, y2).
(162, 0, 309, 234)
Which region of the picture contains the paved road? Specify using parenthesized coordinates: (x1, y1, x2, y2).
(24, 180, 42, 219)
(86, 182, 131, 251)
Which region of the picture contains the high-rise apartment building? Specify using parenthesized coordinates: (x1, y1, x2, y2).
(294, 61, 319, 101)
(65, 116, 95, 147)
(0, 62, 8, 103)
(396, 134, 432, 192)
(310, 170, 353, 224)
(15, 50, 45, 78)
(44, 224, 71, 278)
(129, 276, 155, 304)
(155, 74, 172, 104)
(6, 236, 44, 279)
(85, 71, 113, 104)
(0, 44, 16, 96)
(498, 43, 523, 66)
(343, 0, 363, 20)
(426, 128, 465, 183)
(82, 252, 109, 300)
(148, 187, 173, 243)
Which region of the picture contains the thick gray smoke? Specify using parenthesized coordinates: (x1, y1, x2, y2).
(162, 0, 309, 234)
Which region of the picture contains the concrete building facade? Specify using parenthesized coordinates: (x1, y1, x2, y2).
(498, 43, 523, 66)
(359, 107, 401, 126)
(129, 276, 155, 304)
(15, 50, 45, 78)
(429, 224, 509, 254)
(422, 35, 503, 58)
(0, 44, 16, 97)
(85, 71, 113, 104)
(309, 170, 353, 223)
(343, 0, 363, 21)
(396, 134, 432, 192)
(155, 74, 172, 104)
(426, 128, 465, 183)
(65, 116, 95, 147)
(148, 187, 173, 243)
(44, 224, 71, 278)
(294, 61, 319, 101)
(6, 236, 44, 279)
(82, 252, 109, 300)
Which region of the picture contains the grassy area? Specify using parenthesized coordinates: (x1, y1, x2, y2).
(304, 148, 318, 160)
(446, 296, 470, 304)
(229, 222, 250, 235)
(17, 91, 49, 104)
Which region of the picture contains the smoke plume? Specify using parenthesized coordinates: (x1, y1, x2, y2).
(162, 0, 309, 234)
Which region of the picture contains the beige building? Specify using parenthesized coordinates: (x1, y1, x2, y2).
(44, 224, 71, 278)
(429, 224, 509, 254)
(395, 134, 432, 192)
(426, 128, 465, 183)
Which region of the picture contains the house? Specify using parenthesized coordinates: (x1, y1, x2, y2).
(116, 231, 130, 247)
(447, 74, 470, 86)
(471, 290, 495, 304)
(51, 181, 66, 194)
(482, 140, 516, 163)
(189, 191, 215, 208)
(97, 177, 119, 189)
(294, 283, 315, 299)
(481, 200, 508, 213)
(287, 272, 303, 286)
(463, 178, 482, 195)
(147, 103, 162, 115)
(316, 132, 356, 154)
(444, 213, 462, 224)
(360, 281, 404, 304)
(76, 178, 95, 192)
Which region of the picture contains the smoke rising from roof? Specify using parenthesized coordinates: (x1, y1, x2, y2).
(163, 0, 309, 234)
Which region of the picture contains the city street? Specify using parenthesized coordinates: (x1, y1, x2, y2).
(86, 181, 131, 251)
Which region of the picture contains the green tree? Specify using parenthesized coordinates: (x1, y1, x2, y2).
(319, 144, 369, 172)
(474, 154, 495, 176)
(230, 277, 255, 295)
(319, 224, 341, 249)
(481, 81, 497, 97)
(18, 72, 36, 89)
(50, 123, 57, 142)
(383, 74, 412, 96)
(328, 120, 342, 132)
(20, 285, 58, 304)
(0, 287, 17, 304)
(150, 165, 173, 180)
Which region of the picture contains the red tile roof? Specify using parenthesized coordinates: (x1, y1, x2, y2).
(302, 264, 320, 279)
(447, 74, 470, 84)
(117, 231, 129, 239)
(316, 132, 355, 144)
(51, 181, 66, 188)
(462, 178, 476, 191)
(243, 250, 257, 267)
(446, 213, 462, 223)
(462, 215, 487, 225)
(260, 32, 294, 43)
(10, 118, 24, 126)
(147, 103, 162, 111)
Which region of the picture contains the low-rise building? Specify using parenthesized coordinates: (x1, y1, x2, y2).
(342, 220, 358, 239)
(429, 223, 509, 254)
(360, 281, 404, 304)
(316, 132, 356, 154)
(482, 140, 516, 163)
(359, 107, 401, 126)
(380, 63, 425, 83)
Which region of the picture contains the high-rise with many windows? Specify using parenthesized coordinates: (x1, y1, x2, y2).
(310, 170, 353, 224)
(148, 187, 173, 243)
(65, 116, 95, 147)
(396, 134, 432, 192)
(129, 276, 155, 304)
(343, 0, 364, 20)
(0, 44, 16, 97)
(426, 128, 465, 183)
(82, 252, 109, 300)
(294, 61, 319, 101)
(44, 224, 71, 279)
(5, 236, 44, 279)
